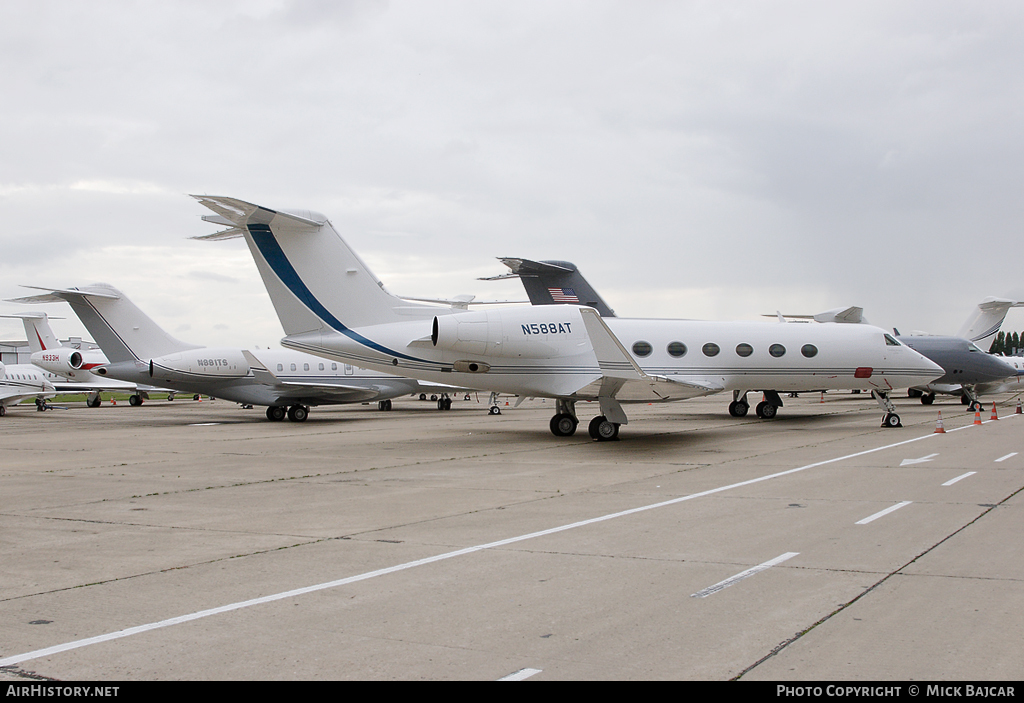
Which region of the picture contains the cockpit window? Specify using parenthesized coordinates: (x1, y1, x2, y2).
(884, 334, 901, 346)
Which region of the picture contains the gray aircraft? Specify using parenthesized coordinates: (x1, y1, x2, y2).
(486, 257, 1020, 415)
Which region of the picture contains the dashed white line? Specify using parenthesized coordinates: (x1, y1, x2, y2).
(995, 452, 1018, 463)
(942, 472, 976, 486)
(691, 552, 799, 598)
(856, 501, 912, 525)
(500, 668, 542, 681)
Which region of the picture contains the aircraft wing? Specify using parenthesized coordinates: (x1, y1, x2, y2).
(241, 351, 386, 402)
(572, 308, 723, 402)
(0, 386, 53, 407)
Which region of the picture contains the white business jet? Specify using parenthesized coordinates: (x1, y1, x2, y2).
(10, 283, 452, 421)
(191, 196, 943, 440)
(0, 362, 55, 416)
(0, 311, 154, 406)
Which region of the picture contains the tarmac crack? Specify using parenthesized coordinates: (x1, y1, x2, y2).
(732, 482, 1024, 680)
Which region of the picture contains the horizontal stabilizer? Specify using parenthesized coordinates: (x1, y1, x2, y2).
(8, 286, 120, 304)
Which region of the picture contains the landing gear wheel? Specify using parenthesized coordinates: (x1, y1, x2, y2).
(550, 413, 579, 437)
(266, 406, 286, 421)
(437, 396, 452, 411)
(755, 401, 778, 419)
(129, 394, 143, 406)
(961, 395, 970, 406)
(287, 405, 308, 422)
(0, 406, 5, 416)
(488, 406, 501, 415)
(969, 400, 983, 412)
(419, 393, 427, 401)
(87, 396, 101, 408)
(588, 415, 620, 441)
(882, 412, 902, 428)
(921, 393, 935, 405)
(378, 399, 393, 411)
(728, 401, 749, 417)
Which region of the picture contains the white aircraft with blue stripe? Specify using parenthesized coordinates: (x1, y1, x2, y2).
(192, 196, 943, 440)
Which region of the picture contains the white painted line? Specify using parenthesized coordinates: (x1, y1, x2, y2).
(856, 501, 912, 525)
(0, 429, 950, 669)
(900, 453, 938, 466)
(691, 552, 799, 598)
(942, 472, 976, 486)
(499, 668, 542, 681)
(995, 452, 1018, 463)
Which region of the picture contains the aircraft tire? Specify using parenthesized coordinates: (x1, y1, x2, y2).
(87, 396, 101, 408)
(921, 393, 935, 405)
(128, 395, 143, 406)
(756, 401, 778, 419)
(728, 401, 749, 417)
(266, 406, 286, 421)
(288, 405, 309, 422)
(488, 406, 501, 415)
(588, 415, 619, 441)
(550, 413, 578, 437)
(0, 406, 5, 416)
(883, 412, 902, 428)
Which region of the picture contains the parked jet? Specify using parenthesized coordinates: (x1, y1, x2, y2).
(10, 284, 447, 421)
(192, 196, 942, 439)
(0, 362, 55, 416)
(491, 258, 1022, 414)
(0, 312, 155, 406)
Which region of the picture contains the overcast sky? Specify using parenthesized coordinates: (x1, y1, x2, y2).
(3, 1, 1023, 349)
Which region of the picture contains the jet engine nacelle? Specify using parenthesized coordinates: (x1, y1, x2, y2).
(31, 348, 83, 374)
(431, 306, 588, 360)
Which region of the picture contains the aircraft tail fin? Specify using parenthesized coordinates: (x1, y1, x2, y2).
(192, 196, 433, 335)
(0, 312, 62, 353)
(484, 258, 617, 317)
(9, 284, 201, 363)
(957, 297, 1024, 350)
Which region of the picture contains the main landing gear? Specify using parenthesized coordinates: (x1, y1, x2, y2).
(548, 398, 623, 441)
(265, 404, 310, 422)
(729, 390, 782, 419)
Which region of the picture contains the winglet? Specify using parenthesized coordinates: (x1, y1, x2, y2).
(241, 350, 278, 386)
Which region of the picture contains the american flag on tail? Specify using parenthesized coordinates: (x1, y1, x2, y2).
(548, 287, 580, 303)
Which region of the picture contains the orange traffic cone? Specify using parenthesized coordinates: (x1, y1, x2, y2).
(991, 402, 999, 421)
(934, 411, 945, 434)
(974, 409, 983, 425)
(111, 398, 116, 405)
(1016, 399, 1022, 414)
(820, 392, 825, 403)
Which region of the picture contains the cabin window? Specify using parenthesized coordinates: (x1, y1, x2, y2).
(702, 343, 720, 357)
(884, 334, 901, 346)
(277, 364, 284, 372)
(303, 363, 310, 371)
(290, 363, 297, 371)
(319, 363, 325, 370)
(735, 343, 753, 357)
(801, 344, 818, 358)
(632, 341, 653, 357)
(769, 344, 786, 358)
(332, 363, 338, 370)
(667, 342, 687, 357)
